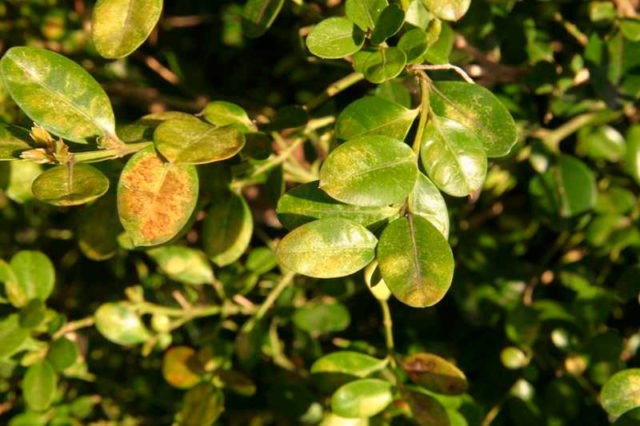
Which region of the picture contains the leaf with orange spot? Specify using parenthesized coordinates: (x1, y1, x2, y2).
(402, 353, 468, 395)
(117, 147, 198, 246)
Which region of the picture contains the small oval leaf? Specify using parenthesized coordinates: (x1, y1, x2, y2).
(320, 135, 418, 207)
(423, 0, 471, 21)
(95, 302, 150, 345)
(335, 96, 418, 141)
(0, 314, 30, 360)
(9, 250, 55, 305)
(91, 0, 163, 59)
(362, 47, 407, 84)
(0, 47, 115, 143)
(402, 353, 468, 395)
(154, 119, 245, 164)
(22, 361, 57, 412)
(408, 173, 449, 238)
(377, 215, 454, 307)
(117, 147, 199, 246)
(32, 163, 110, 206)
(331, 378, 393, 418)
(47, 338, 79, 372)
(306, 17, 365, 59)
(148, 245, 214, 285)
(163, 346, 202, 389)
(202, 101, 255, 131)
(370, 4, 405, 45)
(276, 218, 377, 278)
(293, 301, 351, 335)
(345, 0, 388, 31)
(311, 351, 388, 378)
(601, 369, 640, 420)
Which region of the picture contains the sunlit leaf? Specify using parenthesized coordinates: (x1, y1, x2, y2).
(331, 378, 393, 418)
(9, 250, 55, 305)
(335, 96, 418, 141)
(362, 47, 407, 84)
(91, 0, 163, 58)
(398, 28, 430, 63)
(307, 17, 365, 59)
(0, 47, 115, 143)
(408, 173, 449, 238)
(117, 147, 199, 246)
(601, 369, 640, 420)
(377, 215, 454, 307)
(320, 135, 417, 207)
(423, 0, 471, 21)
(32, 163, 109, 206)
(402, 353, 468, 395)
(148, 245, 214, 285)
(95, 302, 150, 345)
(0, 314, 29, 360)
(0, 125, 31, 160)
(276, 218, 377, 278)
(202, 101, 255, 132)
(311, 352, 387, 377)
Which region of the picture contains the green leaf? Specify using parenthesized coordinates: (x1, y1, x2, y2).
(148, 245, 214, 285)
(5, 161, 42, 204)
(306, 17, 365, 59)
(601, 369, 640, 420)
(32, 163, 110, 206)
(47, 337, 79, 371)
(374, 80, 412, 108)
(91, 0, 163, 59)
(377, 215, 454, 307)
(276, 218, 377, 278)
(364, 260, 392, 301)
(242, 0, 285, 38)
(398, 28, 430, 63)
(245, 247, 278, 274)
(420, 114, 487, 197)
(430, 81, 518, 157)
(0, 47, 115, 143)
(423, 22, 454, 65)
(331, 378, 393, 418)
(178, 383, 224, 426)
(320, 135, 418, 207)
(0, 314, 29, 360)
(22, 360, 57, 412)
(9, 251, 55, 305)
(95, 302, 150, 345)
(202, 101, 255, 132)
(311, 351, 388, 377)
(370, 4, 405, 45)
(577, 125, 626, 162)
(423, 0, 471, 21)
(529, 155, 597, 218)
(217, 370, 256, 396)
(276, 180, 399, 230)
(405, 0, 431, 29)
(162, 346, 202, 389)
(362, 47, 407, 84)
(345, 0, 388, 31)
(409, 173, 449, 237)
(202, 192, 253, 266)
(625, 125, 640, 183)
(154, 119, 245, 164)
(0, 125, 31, 160)
(402, 353, 468, 395)
(77, 192, 121, 261)
(335, 96, 418, 141)
(19, 299, 46, 329)
(293, 300, 351, 335)
(620, 19, 640, 42)
(405, 391, 451, 425)
(117, 147, 199, 246)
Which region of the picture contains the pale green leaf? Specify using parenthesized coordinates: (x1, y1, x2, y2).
(148, 245, 214, 285)
(345, 0, 388, 31)
(32, 163, 110, 206)
(335, 96, 418, 141)
(601, 369, 640, 420)
(331, 378, 393, 418)
(307, 17, 365, 59)
(22, 361, 57, 412)
(95, 302, 150, 345)
(202, 192, 253, 266)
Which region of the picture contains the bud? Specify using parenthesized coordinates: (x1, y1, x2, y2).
(20, 148, 55, 164)
(30, 125, 55, 147)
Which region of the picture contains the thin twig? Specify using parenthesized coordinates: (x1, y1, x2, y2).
(410, 64, 475, 84)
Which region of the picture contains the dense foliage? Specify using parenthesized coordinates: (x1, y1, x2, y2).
(0, 0, 639, 425)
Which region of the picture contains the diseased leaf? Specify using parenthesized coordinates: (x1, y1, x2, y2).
(162, 346, 202, 389)
(95, 302, 150, 345)
(320, 135, 418, 207)
(335, 96, 418, 141)
(420, 114, 487, 197)
(345, 0, 388, 31)
(331, 378, 393, 418)
(242, 0, 285, 38)
(154, 119, 245, 164)
(202, 101, 255, 132)
(408, 173, 449, 237)
(276, 180, 399, 230)
(0, 47, 115, 143)
(22, 361, 57, 412)
(91, 0, 163, 59)
(117, 147, 199, 246)
(293, 301, 351, 335)
(601, 369, 640, 420)
(147, 245, 214, 285)
(202, 192, 253, 266)
(402, 353, 468, 395)
(362, 47, 407, 84)
(306, 17, 365, 59)
(311, 351, 388, 378)
(406, 391, 451, 425)
(377, 215, 454, 307)
(32, 163, 110, 206)
(276, 218, 377, 278)
(430, 81, 518, 157)
(423, 0, 471, 21)
(0, 125, 31, 160)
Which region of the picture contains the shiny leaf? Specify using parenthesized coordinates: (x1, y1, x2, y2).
(320, 135, 418, 207)
(242, 0, 285, 38)
(202, 101, 255, 132)
(311, 351, 388, 377)
(276, 218, 377, 278)
(398, 28, 430, 63)
(430, 81, 518, 157)
(9, 250, 55, 305)
(423, 0, 471, 21)
(202, 192, 253, 266)
(117, 147, 199, 246)
(362, 47, 407, 84)
(32, 163, 109, 206)
(91, 0, 163, 59)
(370, 4, 405, 44)
(0, 125, 31, 160)
(420, 114, 487, 197)
(408, 173, 449, 237)
(148, 245, 214, 285)
(276, 181, 400, 230)
(0, 47, 115, 143)
(335, 96, 418, 141)
(331, 378, 393, 418)
(377, 215, 454, 307)
(345, 0, 388, 31)
(95, 302, 150, 345)
(154, 119, 245, 164)
(306, 17, 365, 59)
(601, 369, 640, 419)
